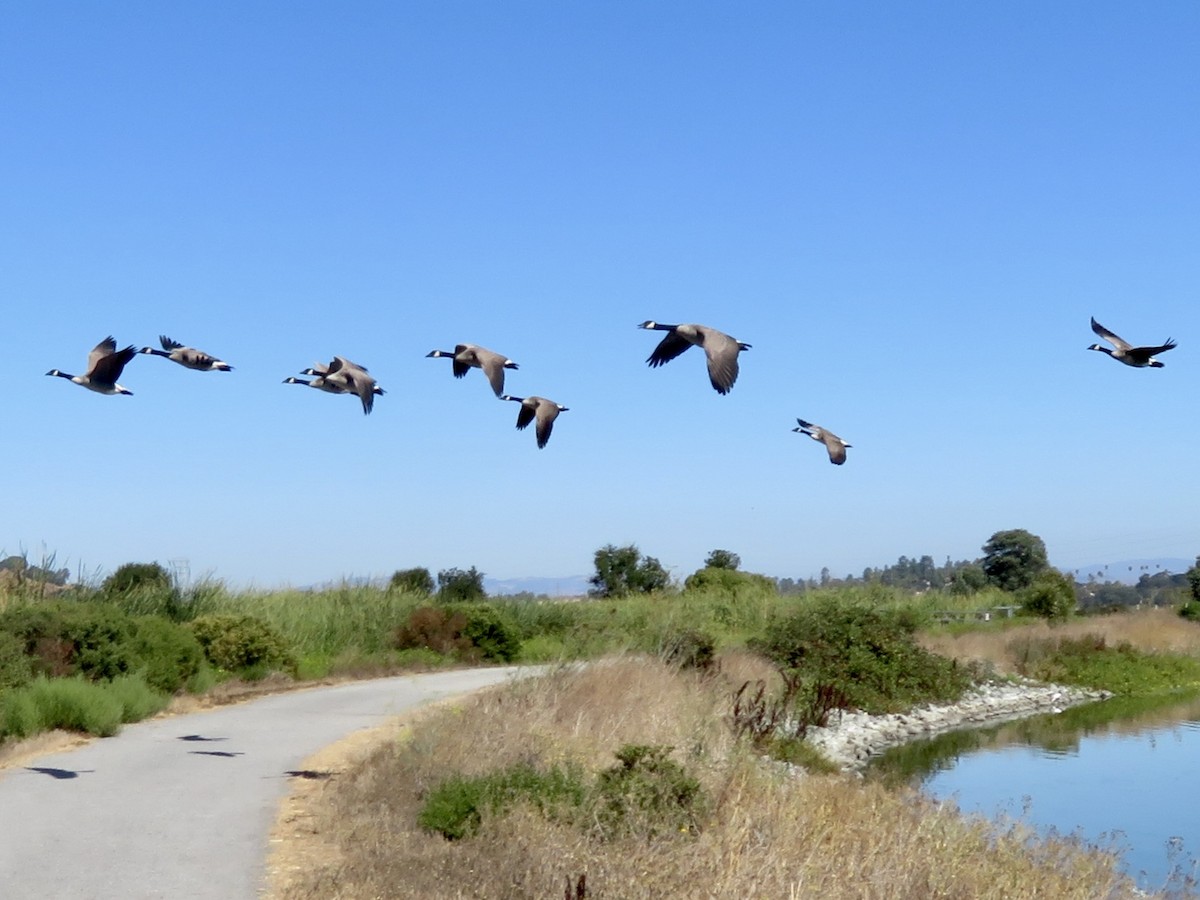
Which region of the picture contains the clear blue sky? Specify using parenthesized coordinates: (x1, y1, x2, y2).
(3, 2, 1197, 590)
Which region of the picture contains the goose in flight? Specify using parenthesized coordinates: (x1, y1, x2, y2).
(284, 374, 385, 404)
(500, 395, 569, 448)
(46, 336, 138, 395)
(427, 344, 518, 396)
(638, 321, 750, 394)
(1088, 318, 1176, 368)
(793, 419, 851, 465)
(300, 357, 381, 414)
(140, 336, 232, 371)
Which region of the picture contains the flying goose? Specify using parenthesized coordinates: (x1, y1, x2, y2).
(638, 321, 751, 394)
(500, 395, 569, 448)
(426, 344, 518, 396)
(139, 335, 232, 371)
(793, 418, 851, 465)
(1088, 318, 1177, 368)
(284, 375, 386, 397)
(46, 336, 138, 395)
(298, 357, 383, 414)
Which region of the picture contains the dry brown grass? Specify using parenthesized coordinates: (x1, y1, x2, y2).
(278, 656, 1150, 899)
(921, 607, 1200, 674)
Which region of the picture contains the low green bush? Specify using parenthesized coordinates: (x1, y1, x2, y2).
(0, 673, 169, 739)
(449, 604, 522, 663)
(189, 614, 297, 677)
(1179, 601, 1200, 623)
(590, 744, 706, 841)
(419, 762, 587, 840)
(659, 628, 717, 672)
(1, 676, 123, 738)
(132, 616, 204, 694)
(0, 630, 32, 689)
(0, 601, 138, 681)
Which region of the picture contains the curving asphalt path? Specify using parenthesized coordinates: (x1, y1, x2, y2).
(0, 667, 528, 899)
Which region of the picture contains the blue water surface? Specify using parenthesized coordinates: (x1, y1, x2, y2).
(900, 697, 1200, 893)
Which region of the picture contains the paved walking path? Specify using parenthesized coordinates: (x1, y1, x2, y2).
(0, 667, 526, 899)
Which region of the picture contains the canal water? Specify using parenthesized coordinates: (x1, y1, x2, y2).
(870, 692, 1200, 894)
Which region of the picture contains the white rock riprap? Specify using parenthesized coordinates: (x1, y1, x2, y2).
(803, 680, 1112, 773)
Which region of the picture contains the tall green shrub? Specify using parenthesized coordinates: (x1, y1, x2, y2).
(132, 617, 204, 693)
(752, 598, 969, 714)
(189, 614, 296, 677)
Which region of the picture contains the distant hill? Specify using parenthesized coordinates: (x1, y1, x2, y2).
(483, 575, 591, 597)
(1068, 557, 1192, 585)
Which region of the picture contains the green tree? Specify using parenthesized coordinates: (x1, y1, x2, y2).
(947, 563, 989, 596)
(101, 561, 183, 620)
(103, 562, 173, 595)
(1018, 570, 1076, 621)
(390, 567, 435, 595)
(589, 544, 670, 598)
(1187, 556, 1200, 603)
(703, 549, 740, 571)
(437, 567, 486, 603)
(981, 529, 1049, 592)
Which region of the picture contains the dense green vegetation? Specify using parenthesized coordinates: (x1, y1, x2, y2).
(417, 743, 705, 844)
(2, 530, 1199, 749)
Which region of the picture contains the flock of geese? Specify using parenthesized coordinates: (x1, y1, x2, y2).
(45, 316, 1176, 457)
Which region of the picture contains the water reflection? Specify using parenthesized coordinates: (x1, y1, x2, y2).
(869, 691, 1200, 892)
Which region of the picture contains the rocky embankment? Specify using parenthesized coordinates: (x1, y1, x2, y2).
(805, 680, 1112, 773)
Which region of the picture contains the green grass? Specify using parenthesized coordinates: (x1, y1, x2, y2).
(1012, 633, 1200, 694)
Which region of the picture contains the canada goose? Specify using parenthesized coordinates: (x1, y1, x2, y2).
(297, 357, 383, 414)
(139, 335, 232, 371)
(46, 336, 138, 395)
(426, 344, 518, 396)
(638, 321, 751, 394)
(793, 418, 851, 465)
(1088, 318, 1177, 368)
(500, 395, 569, 448)
(284, 375, 386, 397)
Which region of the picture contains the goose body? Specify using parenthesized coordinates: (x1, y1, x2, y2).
(140, 335, 232, 371)
(501, 395, 569, 448)
(1088, 317, 1176, 368)
(427, 344, 518, 396)
(793, 418, 851, 465)
(46, 336, 137, 395)
(296, 357, 383, 414)
(638, 321, 750, 394)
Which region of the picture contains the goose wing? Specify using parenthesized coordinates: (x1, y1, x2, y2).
(87, 337, 118, 373)
(702, 330, 742, 394)
(1132, 338, 1177, 358)
(1090, 318, 1131, 351)
(822, 431, 849, 465)
(451, 344, 476, 379)
(534, 402, 559, 449)
(646, 331, 692, 368)
(475, 349, 509, 396)
(89, 342, 137, 386)
(514, 398, 537, 431)
(159, 335, 184, 351)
